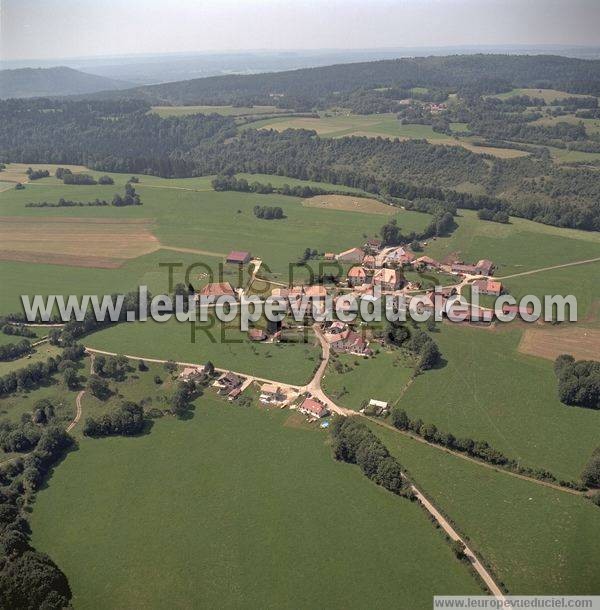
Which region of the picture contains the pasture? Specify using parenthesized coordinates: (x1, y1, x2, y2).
(84, 318, 321, 386)
(369, 423, 600, 595)
(423, 209, 600, 276)
(394, 323, 600, 481)
(322, 350, 414, 411)
(0, 342, 62, 376)
(30, 396, 480, 609)
(301, 193, 395, 215)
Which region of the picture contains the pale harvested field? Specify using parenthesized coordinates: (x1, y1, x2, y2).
(0, 217, 159, 268)
(518, 326, 600, 361)
(302, 194, 394, 215)
(0, 163, 89, 184)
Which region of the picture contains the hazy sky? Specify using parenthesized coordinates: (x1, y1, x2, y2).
(2, 0, 600, 61)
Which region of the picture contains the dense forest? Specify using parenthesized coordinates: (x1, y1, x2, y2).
(86, 54, 600, 106)
(2, 70, 600, 231)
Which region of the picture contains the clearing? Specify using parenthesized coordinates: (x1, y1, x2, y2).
(301, 194, 395, 215)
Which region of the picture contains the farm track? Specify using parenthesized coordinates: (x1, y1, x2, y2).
(498, 256, 600, 280)
(159, 245, 227, 258)
(364, 417, 584, 496)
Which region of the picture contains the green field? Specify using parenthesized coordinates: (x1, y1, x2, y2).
(250, 113, 531, 158)
(84, 318, 321, 386)
(423, 209, 600, 277)
(369, 422, 600, 594)
(30, 396, 481, 609)
(322, 349, 415, 410)
(393, 323, 600, 481)
(0, 172, 431, 315)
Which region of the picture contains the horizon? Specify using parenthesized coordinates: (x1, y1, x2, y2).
(2, 0, 600, 62)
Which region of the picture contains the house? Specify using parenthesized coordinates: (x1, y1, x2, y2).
(260, 383, 285, 404)
(472, 278, 503, 296)
(199, 282, 236, 298)
(336, 247, 365, 263)
(475, 259, 495, 276)
(385, 246, 414, 266)
(298, 397, 329, 419)
(343, 331, 373, 356)
(179, 365, 206, 381)
(373, 268, 403, 291)
(324, 252, 336, 261)
(304, 285, 328, 300)
(248, 328, 267, 341)
(362, 254, 376, 268)
(226, 250, 252, 265)
(214, 371, 244, 395)
(366, 399, 389, 415)
(347, 266, 372, 287)
(413, 256, 442, 270)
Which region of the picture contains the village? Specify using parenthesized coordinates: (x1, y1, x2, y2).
(178, 236, 527, 422)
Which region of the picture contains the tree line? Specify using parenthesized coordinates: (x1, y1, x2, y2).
(389, 407, 584, 490)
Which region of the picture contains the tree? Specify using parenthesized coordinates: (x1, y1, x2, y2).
(164, 360, 177, 374)
(451, 539, 466, 559)
(87, 375, 110, 399)
(62, 368, 78, 390)
(204, 361, 215, 377)
(138, 359, 148, 372)
(582, 449, 600, 488)
(98, 175, 114, 185)
(391, 408, 409, 430)
(0, 550, 72, 608)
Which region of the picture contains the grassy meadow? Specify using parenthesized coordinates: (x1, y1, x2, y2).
(369, 422, 600, 595)
(322, 349, 415, 411)
(84, 318, 321, 386)
(394, 323, 600, 482)
(30, 395, 481, 609)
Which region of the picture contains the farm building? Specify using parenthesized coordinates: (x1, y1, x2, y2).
(226, 250, 252, 265)
(364, 238, 382, 253)
(475, 259, 495, 276)
(413, 256, 442, 270)
(385, 246, 415, 266)
(336, 247, 365, 263)
(366, 399, 389, 415)
(298, 397, 329, 419)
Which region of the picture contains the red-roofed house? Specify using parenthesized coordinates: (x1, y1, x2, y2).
(298, 397, 329, 419)
(413, 256, 442, 270)
(199, 282, 236, 298)
(347, 266, 372, 286)
(373, 268, 403, 291)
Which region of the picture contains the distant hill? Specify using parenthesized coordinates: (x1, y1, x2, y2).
(84, 54, 600, 106)
(0, 66, 132, 99)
